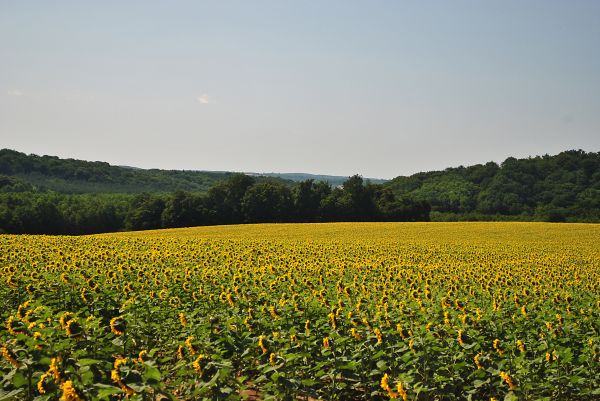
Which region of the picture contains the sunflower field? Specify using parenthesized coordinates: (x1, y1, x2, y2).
(1, 222, 599, 401)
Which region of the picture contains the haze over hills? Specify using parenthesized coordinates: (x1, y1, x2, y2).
(247, 173, 388, 187)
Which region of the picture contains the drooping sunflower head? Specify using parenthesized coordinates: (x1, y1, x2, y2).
(110, 316, 126, 336)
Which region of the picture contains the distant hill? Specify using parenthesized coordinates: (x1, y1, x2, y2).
(0, 150, 428, 234)
(384, 149, 600, 222)
(2, 147, 599, 224)
(0, 149, 288, 194)
(249, 172, 388, 187)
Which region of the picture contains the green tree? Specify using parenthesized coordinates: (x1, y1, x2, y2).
(242, 181, 292, 223)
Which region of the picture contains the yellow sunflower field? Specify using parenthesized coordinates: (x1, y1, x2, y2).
(1, 222, 599, 400)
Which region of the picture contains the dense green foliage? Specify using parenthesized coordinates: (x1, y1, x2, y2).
(0, 175, 429, 234)
(2, 148, 598, 234)
(0, 193, 131, 235)
(0, 149, 233, 194)
(386, 150, 600, 222)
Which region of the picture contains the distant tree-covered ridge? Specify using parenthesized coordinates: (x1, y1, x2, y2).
(1, 148, 598, 235)
(251, 172, 388, 187)
(385, 149, 600, 222)
(0, 149, 369, 193)
(0, 148, 239, 193)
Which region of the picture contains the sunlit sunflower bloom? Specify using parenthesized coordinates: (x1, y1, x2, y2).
(258, 335, 268, 354)
(226, 293, 235, 307)
(112, 357, 135, 397)
(409, 339, 415, 352)
(374, 328, 383, 345)
(138, 350, 148, 363)
(44, 357, 61, 383)
(59, 380, 84, 401)
(499, 371, 517, 390)
(323, 337, 330, 349)
(396, 323, 406, 339)
(290, 334, 299, 344)
(269, 352, 278, 365)
(443, 311, 450, 326)
(380, 374, 391, 393)
(65, 319, 82, 337)
(110, 317, 125, 336)
(6, 315, 25, 336)
(80, 288, 88, 303)
(16, 300, 31, 319)
(177, 344, 185, 359)
(457, 330, 465, 346)
(380, 373, 398, 398)
(474, 352, 483, 369)
(1, 344, 21, 368)
(516, 340, 526, 353)
(185, 336, 197, 355)
(179, 312, 187, 327)
(192, 354, 206, 375)
(328, 312, 337, 330)
(37, 372, 51, 394)
(521, 305, 527, 318)
(59, 313, 73, 329)
(493, 339, 504, 355)
(351, 327, 362, 340)
(397, 382, 408, 401)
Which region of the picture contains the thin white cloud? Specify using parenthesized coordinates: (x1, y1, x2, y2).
(6, 89, 23, 96)
(196, 94, 211, 104)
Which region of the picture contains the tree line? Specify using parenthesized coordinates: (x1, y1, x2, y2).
(387, 149, 600, 222)
(0, 174, 430, 234)
(3, 148, 598, 228)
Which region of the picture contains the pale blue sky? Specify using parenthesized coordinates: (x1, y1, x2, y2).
(1, 1, 599, 178)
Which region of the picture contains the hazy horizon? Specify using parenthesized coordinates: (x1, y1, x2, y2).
(2, 1, 600, 179)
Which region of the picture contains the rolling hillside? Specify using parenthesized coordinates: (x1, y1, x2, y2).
(384, 149, 600, 221)
(0, 149, 280, 193)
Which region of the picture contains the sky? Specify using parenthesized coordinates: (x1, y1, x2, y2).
(1, 1, 599, 179)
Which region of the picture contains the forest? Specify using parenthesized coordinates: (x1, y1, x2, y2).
(0, 148, 234, 193)
(1, 148, 599, 234)
(387, 149, 600, 222)
(0, 172, 429, 234)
